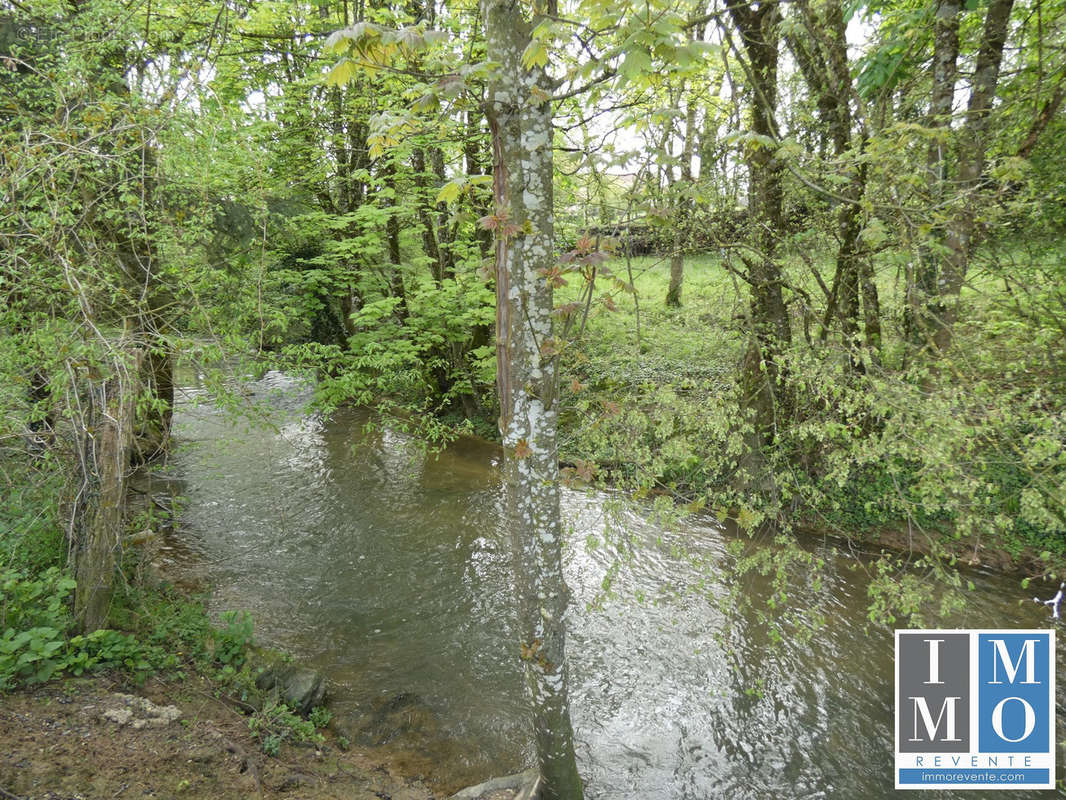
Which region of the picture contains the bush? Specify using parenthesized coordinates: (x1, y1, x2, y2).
(0, 456, 67, 574)
(0, 566, 258, 691)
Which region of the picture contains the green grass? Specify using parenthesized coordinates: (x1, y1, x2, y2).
(551, 240, 1066, 572)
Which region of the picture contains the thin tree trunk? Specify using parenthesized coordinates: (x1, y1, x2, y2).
(411, 147, 446, 287)
(114, 128, 173, 461)
(933, 0, 1015, 351)
(483, 1, 582, 797)
(666, 253, 684, 307)
(666, 98, 697, 309)
(386, 199, 408, 323)
(465, 109, 495, 259)
(908, 0, 961, 347)
(1016, 81, 1064, 159)
(464, 109, 494, 384)
(860, 256, 882, 363)
(429, 146, 457, 282)
(381, 161, 409, 323)
(792, 0, 875, 371)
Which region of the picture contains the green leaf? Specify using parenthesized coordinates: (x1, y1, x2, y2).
(619, 48, 651, 83)
(436, 178, 465, 205)
(521, 40, 549, 69)
(324, 59, 356, 86)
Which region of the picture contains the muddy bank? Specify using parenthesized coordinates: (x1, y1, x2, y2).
(800, 518, 1054, 578)
(0, 672, 439, 800)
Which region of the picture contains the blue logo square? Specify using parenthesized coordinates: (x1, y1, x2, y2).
(977, 633, 1052, 753)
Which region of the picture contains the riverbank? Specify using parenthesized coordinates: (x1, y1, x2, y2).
(0, 670, 438, 800)
(0, 451, 446, 799)
(3, 383, 1062, 799)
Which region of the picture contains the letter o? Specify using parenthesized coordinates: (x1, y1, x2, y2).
(991, 697, 1036, 743)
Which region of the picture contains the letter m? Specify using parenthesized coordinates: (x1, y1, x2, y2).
(909, 696, 962, 742)
(988, 639, 1038, 685)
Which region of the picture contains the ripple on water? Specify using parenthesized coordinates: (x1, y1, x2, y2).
(170, 372, 1065, 799)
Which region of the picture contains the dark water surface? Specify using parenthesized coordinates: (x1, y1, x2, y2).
(168, 371, 1065, 799)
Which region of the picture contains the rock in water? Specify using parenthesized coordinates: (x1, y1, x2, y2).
(256, 665, 327, 715)
(449, 769, 540, 800)
(353, 692, 442, 748)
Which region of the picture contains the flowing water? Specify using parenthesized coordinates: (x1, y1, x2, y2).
(165, 371, 1065, 798)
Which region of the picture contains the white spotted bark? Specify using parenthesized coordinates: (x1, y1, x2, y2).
(482, 2, 583, 798)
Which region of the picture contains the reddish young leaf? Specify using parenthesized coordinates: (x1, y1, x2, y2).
(540, 338, 561, 357)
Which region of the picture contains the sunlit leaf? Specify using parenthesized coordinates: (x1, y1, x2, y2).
(618, 48, 651, 83)
(324, 59, 356, 86)
(521, 40, 549, 69)
(436, 178, 465, 205)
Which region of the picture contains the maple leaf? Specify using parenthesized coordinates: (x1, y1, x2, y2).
(538, 265, 568, 288)
(499, 219, 523, 237)
(514, 438, 532, 459)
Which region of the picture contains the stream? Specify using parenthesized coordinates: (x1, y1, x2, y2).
(165, 371, 1065, 798)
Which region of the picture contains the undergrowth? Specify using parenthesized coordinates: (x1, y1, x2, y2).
(557, 250, 1066, 624)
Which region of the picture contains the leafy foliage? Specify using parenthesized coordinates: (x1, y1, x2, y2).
(2, 0, 1065, 645)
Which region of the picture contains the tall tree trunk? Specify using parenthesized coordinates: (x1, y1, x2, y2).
(482, 2, 582, 797)
(463, 108, 494, 386)
(860, 257, 882, 363)
(76, 338, 142, 632)
(728, 0, 792, 439)
(429, 146, 457, 282)
(908, 0, 961, 347)
(382, 162, 409, 322)
(791, 0, 878, 371)
(411, 147, 446, 286)
(666, 252, 684, 308)
(666, 98, 697, 308)
(109, 85, 173, 461)
(933, 0, 1015, 351)
(386, 199, 408, 323)
(465, 109, 495, 259)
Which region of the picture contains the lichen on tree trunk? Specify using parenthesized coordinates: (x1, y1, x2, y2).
(728, 0, 792, 440)
(482, 1, 583, 798)
(76, 341, 142, 633)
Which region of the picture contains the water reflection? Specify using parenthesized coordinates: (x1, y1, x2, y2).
(171, 372, 1064, 798)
